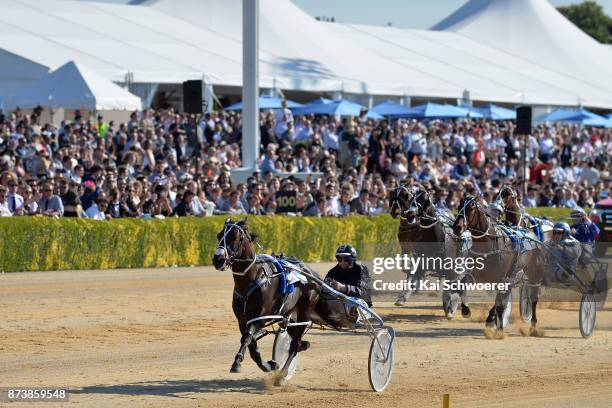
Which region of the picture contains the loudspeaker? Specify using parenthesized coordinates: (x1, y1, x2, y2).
(516, 106, 532, 135)
(183, 80, 203, 114)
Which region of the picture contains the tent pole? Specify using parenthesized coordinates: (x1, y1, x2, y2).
(242, 0, 259, 171)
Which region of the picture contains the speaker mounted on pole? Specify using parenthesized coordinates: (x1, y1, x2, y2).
(183, 80, 203, 114)
(515, 106, 532, 135)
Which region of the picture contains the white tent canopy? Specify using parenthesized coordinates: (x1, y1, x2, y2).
(0, 0, 611, 108)
(137, 0, 612, 108)
(432, 0, 612, 94)
(4, 60, 142, 111)
(329, 23, 612, 108)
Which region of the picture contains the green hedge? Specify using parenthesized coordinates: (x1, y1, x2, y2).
(0, 208, 572, 272)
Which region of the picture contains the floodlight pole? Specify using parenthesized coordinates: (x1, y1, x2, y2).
(242, 0, 259, 170)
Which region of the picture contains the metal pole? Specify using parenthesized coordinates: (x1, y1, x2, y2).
(443, 393, 450, 408)
(242, 0, 259, 171)
(523, 133, 528, 197)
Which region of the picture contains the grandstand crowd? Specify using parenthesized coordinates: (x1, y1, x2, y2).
(0, 104, 610, 219)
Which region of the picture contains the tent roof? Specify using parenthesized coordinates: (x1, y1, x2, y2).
(330, 23, 612, 108)
(0, 0, 611, 108)
(4, 60, 142, 110)
(432, 0, 612, 94)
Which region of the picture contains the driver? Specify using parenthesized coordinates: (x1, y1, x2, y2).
(552, 222, 573, 242)
(486, 202, 504, 224)
(324, 244, 372, 307)
(570, 208, 600, 250)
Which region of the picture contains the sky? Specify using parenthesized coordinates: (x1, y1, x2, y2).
(80, 0, 612, 29)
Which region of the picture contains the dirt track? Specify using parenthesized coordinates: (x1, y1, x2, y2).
(0, 265, 610, 408)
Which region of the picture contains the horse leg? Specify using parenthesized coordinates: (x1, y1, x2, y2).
(530, 286, 539, 329)
(485, 305, 496, 327)
(442, 282, 460, 319)
(248, 332, 277, 373)
(494, 289, 511, 331)
(273, 323, 307, 384)
(230, 325, 255, 373)
(459, 281, 471, 318)
(395, 269, 414, 306)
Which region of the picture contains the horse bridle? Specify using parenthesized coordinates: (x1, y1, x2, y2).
(497, 186, 524, 226)
(390, 186, 414, 221)
(409, 190, 441, 229)
(456, 196, 491, 239)
(216, 221, 257, 276)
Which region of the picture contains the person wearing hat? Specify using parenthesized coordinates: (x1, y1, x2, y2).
(552, 222, 573, 242)
(570, 208, 599, 249)
(324, 244, 372, 307)
(486, 202, 504, 224)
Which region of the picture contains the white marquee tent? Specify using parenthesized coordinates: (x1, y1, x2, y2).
(329, 23, 612, 107)
(0, 0, 611, 109)
(4, 60, 142, 111)
(432, 0, 612, 94)
(137, 0, 612, 108)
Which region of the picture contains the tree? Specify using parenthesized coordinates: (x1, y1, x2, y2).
(557, 1, 612, 44)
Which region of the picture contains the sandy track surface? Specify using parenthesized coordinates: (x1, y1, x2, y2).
(0, 265, 610, 407)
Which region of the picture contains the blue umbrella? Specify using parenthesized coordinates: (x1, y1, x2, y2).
(371, 100, 412, 116)
(291, 97, 333, 115)
(536, 108, 609, 127)
(365, 110, 384, 120)
(445, 104, 484, 119)
(397, 102, 481, 119)
(224, 95, 303, 111)
(470, 104, 516, 120)
(293, 99, 372, 118)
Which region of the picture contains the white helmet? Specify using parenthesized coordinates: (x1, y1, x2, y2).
(487, 202, 504, 219)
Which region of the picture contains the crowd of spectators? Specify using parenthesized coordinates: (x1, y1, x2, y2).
(0, 102, 610, 220)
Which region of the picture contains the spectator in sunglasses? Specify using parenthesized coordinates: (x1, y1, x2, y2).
(37, 182, 64, 217)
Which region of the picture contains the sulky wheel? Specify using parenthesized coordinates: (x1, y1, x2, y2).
(579, 293, 597, 339)
(368, 327, 394, 392)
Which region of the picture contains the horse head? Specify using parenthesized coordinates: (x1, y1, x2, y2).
(453, 194, 487, 237)
(389, 184, 416, 221)
(213, 218, 256, 271)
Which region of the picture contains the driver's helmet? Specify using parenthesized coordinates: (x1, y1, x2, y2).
(486, 202, 504, 221)
(570, 208, 586, 221)
(553, 222, 571, 239)
(336, 244, 357, 264)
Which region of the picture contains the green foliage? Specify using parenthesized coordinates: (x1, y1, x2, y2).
(0, 209, 573, 272)
(558, 1, 612, 44)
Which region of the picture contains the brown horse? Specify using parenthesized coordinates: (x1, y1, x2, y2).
(389, 184, 429, 305)
(498, 185, 553, 242)
(390, 185, 470, 318)
(212, 218, 354, 375)
(453, 195, 545, 330)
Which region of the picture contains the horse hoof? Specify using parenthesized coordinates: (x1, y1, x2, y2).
(230, 363, 241, 373)
(274, 374, 287, 387)
(394, 297, 406, 306)
(268, 360, 278, 371)
(298, 341, 310, 352)
(258, 361, 274, 372)
(485, 319, 495, 328)
(461, 305, 471, 318)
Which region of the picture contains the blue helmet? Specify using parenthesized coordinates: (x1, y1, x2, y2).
(570, 208, 586, 220)
(336, 244, 357, 263)
(553, 222, 571, 239)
